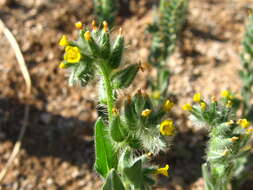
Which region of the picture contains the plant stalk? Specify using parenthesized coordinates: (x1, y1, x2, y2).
(100, 63, 114, 122)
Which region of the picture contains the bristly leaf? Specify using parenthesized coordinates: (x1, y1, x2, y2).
(103, 169, 125, 190)
(123, 159, 143, 188)
(94, 118, 118, 178)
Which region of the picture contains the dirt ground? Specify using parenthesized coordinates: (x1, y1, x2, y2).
(0, 0, 253, 189)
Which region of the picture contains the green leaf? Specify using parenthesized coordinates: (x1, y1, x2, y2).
(202, 163, 215, 190)
(124, 159, 143, 188)
(94, 118, 118, 178)
(103, 169, 125, 190)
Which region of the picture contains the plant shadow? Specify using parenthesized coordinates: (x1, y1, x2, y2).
(0, 97, 95, 168)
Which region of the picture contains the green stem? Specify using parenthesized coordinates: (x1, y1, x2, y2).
(99, 63, 114, 122)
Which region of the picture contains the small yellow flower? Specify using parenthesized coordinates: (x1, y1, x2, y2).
(75, 21, 83, 29)
(59, 35, 69, 47)
(193, 93, 201, 103)
(151, 90, 161, 100)
(155, 164, 169, 177)
(92, 20, 98, 31)
(141, 109, 152, 117)
(103, 21, 109, 32)
(64, 46, 81, 63)
(221, 90, 233, 99)
(225, 120, 234, 125)
(160, 120, 175, 136)
(147, 152, 154, 159)
(112, 108, 119, 115)
(230, 136, 239, 142)
(226, 100, 233, 108)
(200, 102, 206, 110)
(246, 128, 253, 135)
(84, 31, 91, 41)
(119, 27, 123, 35)
(182, 103, 192, 111)
(241, 145, 251, 152)
(221, 90, 230, 98)
(237, 119, 251, 128)
(211, 96, 217, 103)
(222, 149, 229, 156)
(59, 62, 67, 69)
(163, 99, 174, 112)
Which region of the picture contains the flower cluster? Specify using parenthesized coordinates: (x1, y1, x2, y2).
(110, 89, 176, 155)
(183, 91, 252, 190)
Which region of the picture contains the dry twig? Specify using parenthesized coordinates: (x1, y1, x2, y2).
(0, 18, 31, 184)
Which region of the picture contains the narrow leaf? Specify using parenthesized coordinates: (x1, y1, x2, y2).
(94, 118, 118, 178)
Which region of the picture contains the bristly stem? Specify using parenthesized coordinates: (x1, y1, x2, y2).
(99, 62, 114, 122)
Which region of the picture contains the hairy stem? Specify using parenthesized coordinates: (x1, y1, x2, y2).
(100, 63, 114, 122)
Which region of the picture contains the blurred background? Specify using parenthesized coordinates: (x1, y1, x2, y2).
(0, 0, 253, 189)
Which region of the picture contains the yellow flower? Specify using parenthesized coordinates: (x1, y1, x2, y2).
(160, 120, 175, 136)
(221, 90, 229, 98)
(64, 46, 81, 63)
(241, 145, 251, 152)
(200, 102, 206, 110)
(182, 103, 192, 111)
(103, 21, 109, 32)
(221, 90, 233, 99)
(75, 21, 83, 29)
(59, 35, 69, 47)
(226, 100, 233, 108)
(222, 149, 229, 156)
(211, 96, 217, 103)
(84, 31, 91, 41)
(141, 109, 152, 117)
(225, 120, 234, 125)
(59, 62, 67, 69)
(92, 20, 98, 31)
(151, 90, 161, 100)
(155, 164, 169, 177)
(112, 108, 119, 115)
(147, 152, 154, 159)
(193, 93, 201, 103)
(163, 99, 174, 112)
(237, 119, 251, 128)
(230, 136, 239, 142)
(246, 128, 253, 135)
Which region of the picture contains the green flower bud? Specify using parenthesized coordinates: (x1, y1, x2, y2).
(84, 31, 100, 57)
(124, 98, 138, 130)
(109, 33, 124, 68)
(110, 115, 126, 142)
(100, 31, 111, 59)
(133, 90, 146, 115)
(112, 64, 139, 89)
